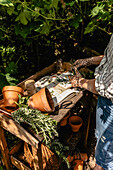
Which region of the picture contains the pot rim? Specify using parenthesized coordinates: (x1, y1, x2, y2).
(69, 115, 83, 126)
(40, 87, 55, 112)
(2, 86, 23, 94)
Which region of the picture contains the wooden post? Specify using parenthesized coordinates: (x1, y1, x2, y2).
(84, 92, 93, 150)
(0, 126, 13, 170)
(32, 143, 43, 170)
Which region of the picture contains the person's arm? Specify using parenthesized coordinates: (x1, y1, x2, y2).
(73, 55, 104, 68)
(79, 78, 98, 94)
(69, 75, 98, 94)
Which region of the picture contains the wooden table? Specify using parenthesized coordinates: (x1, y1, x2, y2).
(0, 90, 84, 170)
(0, 62, 91, 170)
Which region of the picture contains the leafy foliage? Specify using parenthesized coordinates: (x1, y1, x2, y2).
(84, 1, 113, 35)
(12, 95, 58, 145)
(0, 0, 113, 94)
(0, 62, 19, 93)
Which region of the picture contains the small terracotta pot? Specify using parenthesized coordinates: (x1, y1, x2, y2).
(28, 87, 55, 113)
(67, 153, 88, 163)
(60, 111, 71, 126)
(73, 160, 83, 170)
(69, 116, 83, 132)
(2, 86, 23, 108)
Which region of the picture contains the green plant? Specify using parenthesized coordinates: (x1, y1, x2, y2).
(0, 61, 19, 93)
(11, 95, 69, 167)
(50, 138, 70, 168)
(12, 95, 58, 145)
(0, 166, 4, 170)
(84, 1, 113, 35)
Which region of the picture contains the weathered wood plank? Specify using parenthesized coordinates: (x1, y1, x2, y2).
(24, 142, 33, 168)
(0, 127, 12, 170)
(50, 91, 83, 122)
(32, 144, 43, 170)
(0, 113, 39, 149)
(11, 156, 31, 170)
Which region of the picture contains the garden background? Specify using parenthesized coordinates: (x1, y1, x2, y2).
(0, 0, 113, 94)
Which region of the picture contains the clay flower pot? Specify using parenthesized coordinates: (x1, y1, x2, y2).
(60, 111, 71, 126)
(28, 87, 55, 113)
(2, 86, 23, 108)
(69, 116, 83, 132)
(67, 153, 88, 163)
(73, 159, 83, 170)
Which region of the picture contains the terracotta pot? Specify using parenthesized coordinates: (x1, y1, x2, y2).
(28, 87, 55, 113)
(60, 111, 71, 126)
(67, 153, 88, 163)
(73, 160, 83, 170)
(69, 116, 83, 132)
(2, 86, 23, 108)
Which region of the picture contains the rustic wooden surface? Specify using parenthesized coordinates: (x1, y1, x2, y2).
(0, 62, 85, 170)
(32, 144, 43, 170)
(0, 113, 39, 149)
(11, 156, 31, 170)
(50, 91, 83, 122)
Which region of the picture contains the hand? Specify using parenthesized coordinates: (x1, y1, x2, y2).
(69, 67, 83, 87)
(74, 67, 82, 78)
(69, 75, 80, 87)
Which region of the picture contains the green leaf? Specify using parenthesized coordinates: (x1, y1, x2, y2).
(69, 15, 82, 29)
(66, 1, 75, 6)
(15, 10, 31, 25)
(51, 0, 59, 9)
(84, 21, 96, 34)
(15, 24, 31, 39)
(23, 9, 31, 22)
(17, 4, 22, 11)
(90, 5, 104, 17)
(5, 62, 18, 74)
(15, 11, 28, 25)
(7, 6, 15, 15)
(35, 21, 51, 35)
(5, 73, 18, 85)
(0, 0, 13, 6)
(0, 166, 4, 170)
